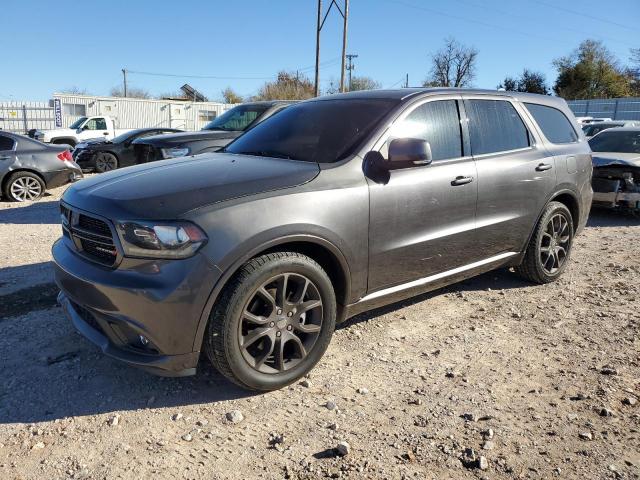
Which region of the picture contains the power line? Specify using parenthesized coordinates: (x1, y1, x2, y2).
(532, 0, 639, 32)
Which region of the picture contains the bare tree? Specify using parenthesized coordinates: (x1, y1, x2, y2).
(59, 86, 92, 95)
(221, 87, 243, 104)
(424, 38, 478, 88)
(110, 86, 151, 99)
(348, 76, 381, 92)
(253, 71, 315, 101)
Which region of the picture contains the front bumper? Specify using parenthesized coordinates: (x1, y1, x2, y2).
(52, 238, 222, 376)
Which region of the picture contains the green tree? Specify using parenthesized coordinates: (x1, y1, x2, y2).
(500, 69, 549, 94)
(253, 71, 315, 101)
(221, 87, 243, 104)
(553, 39, 631, 99)
(498, 76, 518, 91)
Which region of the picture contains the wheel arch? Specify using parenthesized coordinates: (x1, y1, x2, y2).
(192, 234, 352, 352)
(50, 137, 77, 147)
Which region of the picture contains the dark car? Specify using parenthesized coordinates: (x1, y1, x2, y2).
(132, 101, 293, 163)
(0, 131, 82, 201)
(72, 128, 183, 173)
(53, 89, 592, 391)
(589, 127, 640, 213)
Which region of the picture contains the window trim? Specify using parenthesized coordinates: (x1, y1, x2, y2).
(373, 94, 469, 164)
(462, 96, 536, 157)
(523, 102, 579, 145)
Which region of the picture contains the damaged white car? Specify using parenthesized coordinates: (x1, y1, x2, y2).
(589, 127, 640, 214)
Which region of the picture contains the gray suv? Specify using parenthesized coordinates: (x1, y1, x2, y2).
(53, 89, 592, 391)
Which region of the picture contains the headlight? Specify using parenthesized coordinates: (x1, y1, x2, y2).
(116, 220, 207, 259)
(160, 147, 190, 159)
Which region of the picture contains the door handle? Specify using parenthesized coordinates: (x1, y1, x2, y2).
(536, 163, 552, 171)
(451, 176, 473, 186)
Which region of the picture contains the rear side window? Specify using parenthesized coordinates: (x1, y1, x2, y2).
(465, 100, 530, 155)
(525, 103, 578, 144)
(0, 135, 15, 150)
(390, 100, 463, 161)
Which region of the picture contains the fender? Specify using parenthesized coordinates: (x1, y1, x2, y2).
(191, 233, 352, 352)
(511, 186, 580, 266)
(49, 137, 77, 146)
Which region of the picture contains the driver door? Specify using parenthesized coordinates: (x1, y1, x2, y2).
(80, 117, 109, 140)
(366, 96, 480, 292)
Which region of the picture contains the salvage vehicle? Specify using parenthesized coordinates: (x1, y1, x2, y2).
(582, 121, 639, 139)
(53, 89, 592, 391)
(33, 116, 132, 147)
(132, 101, 293, 162)
(0, 131, 82, 201)
(73, 128, 183, 173)
(589, 127, 640, 213)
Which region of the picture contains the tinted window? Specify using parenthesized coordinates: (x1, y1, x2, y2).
(589, 131, 640, 154)
(0, 135, 15, 150)
(389, 100, 462, 160)
(226, 99, 399, 163)
(583, 123, 621, 137)
(466, 100, 530, 155)
(203, 104, 270, 132)
(525, 103, 578, 143)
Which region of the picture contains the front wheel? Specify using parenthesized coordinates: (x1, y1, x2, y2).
(94, 152, 118, 173)
(4, 171, 45, 202)
(516, 201, 574, 284)
(204, 252, 337, 391)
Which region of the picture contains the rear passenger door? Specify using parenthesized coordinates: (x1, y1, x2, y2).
(464, 96, 556, 258)
(367, 96, 479, 292)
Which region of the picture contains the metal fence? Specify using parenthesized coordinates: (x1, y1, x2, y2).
(567, 97, 640, 121)
(0, 95, 234, 134)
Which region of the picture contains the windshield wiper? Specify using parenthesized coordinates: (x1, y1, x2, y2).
(235, 150, 293, 160)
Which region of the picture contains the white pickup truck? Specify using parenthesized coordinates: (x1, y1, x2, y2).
(34, 116, 133, 147)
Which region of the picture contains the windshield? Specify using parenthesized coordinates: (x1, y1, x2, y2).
(589, 131, 640, 154)
(583, 123, 621, 137)
(203, 104, 270, 131)
(69, 117, 88, 129)
(225, 99, 399, 163)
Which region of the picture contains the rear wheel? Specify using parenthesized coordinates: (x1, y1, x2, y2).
(516, 201, 574, 284)
(204, 252, 336, 391)
(4, 171, 45, 202)
(94, 152, 118, 173)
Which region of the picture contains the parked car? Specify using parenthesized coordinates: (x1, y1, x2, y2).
(132, 101, 293, 163)
(580, 117, 612, 125)
(33, 116, 133, 147)
(53, 89, 592, 391)
(589, 127, 640, 213)
(582, 121, 639, 139)
(0, 131, 82, 202)
(73, 128, 183, 173)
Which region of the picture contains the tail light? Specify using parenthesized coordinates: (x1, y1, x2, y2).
(57, 151, 73, 162)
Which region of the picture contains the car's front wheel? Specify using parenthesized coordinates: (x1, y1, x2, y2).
(204, 252, 336, 391)
(94, 152, 118, 173)
(516, 201, 574, 284)
(4, 171, 45, 202)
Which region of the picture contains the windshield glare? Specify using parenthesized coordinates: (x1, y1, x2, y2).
(225, 99, 399, 163)
(69, 117, 88, 129)
(589, 131, 640, 154)
(203, 105, 269, 131)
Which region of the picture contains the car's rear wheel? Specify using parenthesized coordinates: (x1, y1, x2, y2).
(204, 252, 336, 391)
(94, 152, 118, 173)
(516, 201, 574, 284)
(4, 171, 45, 202)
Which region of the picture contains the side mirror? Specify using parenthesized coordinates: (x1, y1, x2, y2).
(388, 138, 432, 169)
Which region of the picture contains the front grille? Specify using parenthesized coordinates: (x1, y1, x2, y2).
(61, 204, 118, 266)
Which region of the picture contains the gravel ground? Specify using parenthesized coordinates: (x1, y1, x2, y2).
(0, 181, 639, 480)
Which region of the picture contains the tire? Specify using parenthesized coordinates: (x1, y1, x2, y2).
(204, 252, 337, 391)
(516, 201, 574, 284)
(94, 152, 118, 173)
(3, 171, 45, 202)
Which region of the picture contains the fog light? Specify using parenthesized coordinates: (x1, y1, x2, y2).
(139, 335, 150, 347)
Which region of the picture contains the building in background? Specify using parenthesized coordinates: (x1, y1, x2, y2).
(567, 97, 640, 121)
(0, 94, 233, 134)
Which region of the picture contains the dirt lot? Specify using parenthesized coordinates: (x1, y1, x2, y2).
(0, 182, 638, 480)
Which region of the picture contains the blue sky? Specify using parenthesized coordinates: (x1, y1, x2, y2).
(1, 0, 638, 101)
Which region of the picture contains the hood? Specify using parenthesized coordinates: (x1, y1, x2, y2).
(592, 152, 640, 168)
(62, 153, 320, 219)
(134, 130, 240, 146)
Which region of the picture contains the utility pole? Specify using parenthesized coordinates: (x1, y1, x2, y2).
(121, 69, 128, 97)
(346, 54, 358, 91)
(314, 0, 350, 96)
(405, 73, 409, 88)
